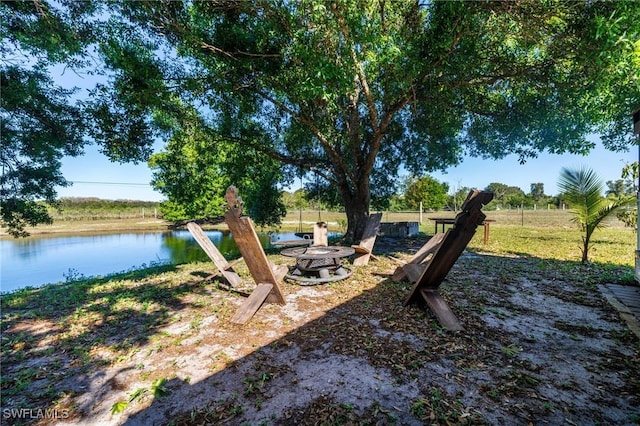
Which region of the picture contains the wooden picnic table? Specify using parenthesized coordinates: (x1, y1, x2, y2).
(430, 217, 495, 244)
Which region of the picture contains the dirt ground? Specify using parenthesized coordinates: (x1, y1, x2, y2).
(2, 236, 639, 425)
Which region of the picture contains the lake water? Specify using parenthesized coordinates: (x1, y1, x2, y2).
(0, 230, 309, 293)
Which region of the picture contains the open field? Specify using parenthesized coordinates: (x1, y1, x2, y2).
(46, 200, 161, 222)
(284, 208, 630, 231)
(3, 207, 629, 237)
(0, 218, 170, 238)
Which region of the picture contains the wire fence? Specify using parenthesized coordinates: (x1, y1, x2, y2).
(47, 206, 630, 230)
(284, 208, 630, 230)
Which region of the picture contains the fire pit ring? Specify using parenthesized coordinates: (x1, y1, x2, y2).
(281, 246, 355, 285)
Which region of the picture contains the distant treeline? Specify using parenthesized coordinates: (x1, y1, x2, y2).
(48, 198, 161, 221)
(57, 197, 160, 209)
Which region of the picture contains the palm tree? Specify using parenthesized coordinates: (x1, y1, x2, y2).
(558, 166, 630, 263)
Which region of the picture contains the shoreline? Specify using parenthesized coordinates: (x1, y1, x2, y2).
(0, 218, 317, 238)
(0, 218, 173, 238)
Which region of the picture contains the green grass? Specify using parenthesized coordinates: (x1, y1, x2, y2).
(282, 207, 635, 267)
(281, 207, 629, 230)
(467, 225, 635, 267)
(47, 198, 161, 221)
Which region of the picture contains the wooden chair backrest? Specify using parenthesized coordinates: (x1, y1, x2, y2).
(223, 186, 285, 305)
(352, 213, 382, 266)
(359, 213, 382, 251)
(404, 189, 493, 305)
(313, 222, 328, 246)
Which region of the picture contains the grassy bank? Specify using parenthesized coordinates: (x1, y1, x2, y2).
(0, 218, 170, 237)
(48, 198, 161, 222)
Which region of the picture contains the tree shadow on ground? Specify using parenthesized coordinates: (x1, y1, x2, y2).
(0, 264, 212, 419)
(126, 240, 638, 425)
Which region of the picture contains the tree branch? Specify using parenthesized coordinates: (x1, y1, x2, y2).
(199, 42, 236, 59)
(248, 86, 357, 185)
(332, 4, 380, 135)
(204, 124, 336, 184)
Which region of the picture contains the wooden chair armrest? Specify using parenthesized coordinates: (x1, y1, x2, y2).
(351, 245, 371, 254)
(387, 256, 407, 265)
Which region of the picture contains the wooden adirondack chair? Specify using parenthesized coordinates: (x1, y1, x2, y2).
(223, 186, 287, 324)
(403, 189, 494, 331)
(187, 222, 244, 288)
(313, 222, 328, 246)
(391, 232, 445, 283)
(351, 213, 382, 266)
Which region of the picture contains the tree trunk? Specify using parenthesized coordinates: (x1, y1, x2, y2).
(339, 180, 371, 243)
(582, 233, 591, 263)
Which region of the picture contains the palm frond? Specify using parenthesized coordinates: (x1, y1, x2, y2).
(586, 197, 631, 235)
(558, 166, 603, 206)
(559, 166, 604, 231)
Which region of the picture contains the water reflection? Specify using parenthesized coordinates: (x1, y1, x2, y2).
(0, 230, 300, 293)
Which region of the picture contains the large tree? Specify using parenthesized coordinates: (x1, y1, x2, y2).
(147, 109, 286, 224)
(100, 1, 640, 241)
(530, 183, 545, 202)
(485, 182, 526, 206)
(3, 1, 639, 241)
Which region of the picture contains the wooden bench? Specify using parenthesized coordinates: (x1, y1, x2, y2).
(351, 213, 382, 266)
(403, 190, 494, 330)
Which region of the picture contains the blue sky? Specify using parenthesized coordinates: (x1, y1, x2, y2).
(57, 144, 162, 201)
(56, 134, 636, 202)
(431, 136, 637, 196)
